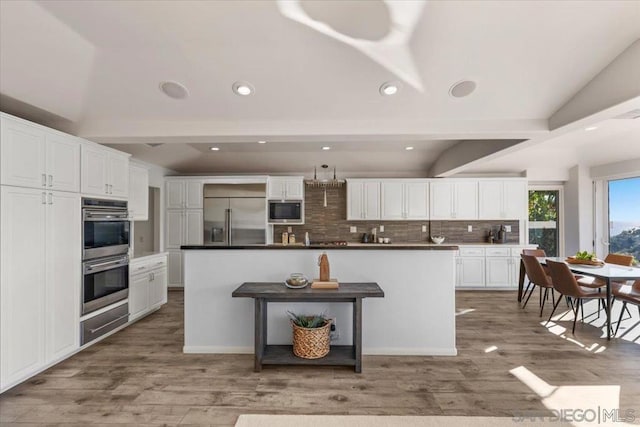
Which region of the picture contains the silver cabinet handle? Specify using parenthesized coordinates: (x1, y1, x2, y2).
(42, 174, 47, 187)
(47, 193, 53, 205)
(136, 266, 146, 270)
(41, 192, 46, 204)
(48, 175, 53, 187)
(105, 184, 109, 194)
(89, 313, 130, 334)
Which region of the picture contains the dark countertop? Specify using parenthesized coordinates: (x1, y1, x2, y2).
(181, 243, 460, 250)
(232, 282, 385, 299)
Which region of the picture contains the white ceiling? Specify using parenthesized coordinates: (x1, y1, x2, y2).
(1, 0, 639, 175)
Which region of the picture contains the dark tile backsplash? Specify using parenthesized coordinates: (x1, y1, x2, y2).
(273, 186, 519, 244)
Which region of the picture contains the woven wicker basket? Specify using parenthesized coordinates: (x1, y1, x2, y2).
(291, 320, 331, 359)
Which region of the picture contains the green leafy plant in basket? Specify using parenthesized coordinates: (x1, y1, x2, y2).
(287, 311, 329, 328)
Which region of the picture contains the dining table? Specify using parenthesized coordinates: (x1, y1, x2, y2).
(530, 257, 640, 340)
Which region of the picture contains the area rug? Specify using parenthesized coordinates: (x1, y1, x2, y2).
(234, 414, 561, 427)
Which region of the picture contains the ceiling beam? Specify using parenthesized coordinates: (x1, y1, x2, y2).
(428, 140, 524, 177)
(549, 39, 640, 130)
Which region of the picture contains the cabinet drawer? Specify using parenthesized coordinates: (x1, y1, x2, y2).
(486, 247, 511, 257)
(459, 247, 485, 256)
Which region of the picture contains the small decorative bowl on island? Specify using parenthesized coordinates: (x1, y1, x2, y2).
(431, 236, 445, 244)
(285, 273, 309, 289)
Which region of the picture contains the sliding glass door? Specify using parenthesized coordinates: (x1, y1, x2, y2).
(607, 176, 640, 262)
(528, 188, 562, 257)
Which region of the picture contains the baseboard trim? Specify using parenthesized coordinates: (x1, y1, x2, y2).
(182, 346, 457, 356)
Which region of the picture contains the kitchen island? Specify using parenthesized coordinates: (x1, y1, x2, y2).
(181, 244, 459, 356)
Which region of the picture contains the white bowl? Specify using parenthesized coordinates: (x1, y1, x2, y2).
(431, 236, 445, 244)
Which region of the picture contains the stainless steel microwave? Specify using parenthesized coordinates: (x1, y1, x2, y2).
(268, 200, 304, 224)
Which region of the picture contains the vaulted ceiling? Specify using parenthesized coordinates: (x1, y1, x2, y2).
(1, 1, 639, 176)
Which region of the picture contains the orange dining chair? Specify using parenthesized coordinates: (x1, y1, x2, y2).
(613, 280, 640, 335)
(577, 253, 634, 316)
(546, 260, 609, 334)
(521, 254, 555, 317)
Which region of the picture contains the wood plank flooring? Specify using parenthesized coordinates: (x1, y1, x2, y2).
(1, 290, 638, 426)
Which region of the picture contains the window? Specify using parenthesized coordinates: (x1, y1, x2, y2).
(528, 188, 561, 256)
(608, 176, 640, 262)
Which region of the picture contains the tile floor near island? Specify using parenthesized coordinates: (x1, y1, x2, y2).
(1, 290, 639, 426)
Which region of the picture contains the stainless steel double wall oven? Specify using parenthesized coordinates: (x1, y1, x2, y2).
(81, 198, 130, 344)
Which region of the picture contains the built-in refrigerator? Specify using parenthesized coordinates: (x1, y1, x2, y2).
(203, 184, 267, 246)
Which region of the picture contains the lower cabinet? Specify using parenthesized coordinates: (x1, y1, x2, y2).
(168, 250, 183, 287)
(456, 245, 535, 289)
(129, 254, 168, 321)
(0, 186, 80, 392)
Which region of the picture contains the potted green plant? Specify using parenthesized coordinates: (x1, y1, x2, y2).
(287, 311, 331, 359)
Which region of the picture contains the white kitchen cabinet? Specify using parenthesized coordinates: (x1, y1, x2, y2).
(81, 143, 130, 198)
(478, 179, 527, 220)
(129, 255, 168, 321)
(485, 257, 513, 287)
(129, 164, 149, 220)
(1, 114, 80, 192)
(431, 181, 478, 220)
(456, 257, 485, 288)
(46, 191, 81, 362)
(0, 186, 80, 392)
(346, 180, 380, 220)
(166, 179, 203, 209)
(381, 180, 429, 220)
(168, 250, 183, 287)
(267, 176, 304, 200)
(166, 209, 203, 249)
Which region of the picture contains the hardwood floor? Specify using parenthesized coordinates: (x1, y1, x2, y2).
(1, 290, 638, 426)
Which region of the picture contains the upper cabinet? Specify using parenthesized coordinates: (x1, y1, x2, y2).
(267, 177, 304, 200)
(80, 143, 129, 198)
(478, 179, 527, 220)
(1, 114, 80, 192)
(346, 180, 380, 220)
(129, 164, 149, 220)
(429, 180, 478, 220)
(166, 179, 203, 209)
(381, 180, 429, 220)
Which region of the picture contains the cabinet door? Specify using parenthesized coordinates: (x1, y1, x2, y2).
(346, 182, 364, 220)
(46, 133, 80, 193)
(1, 187, 47, 389)
(454, 181, 478, 219)
(380, 182, 405, 220)
(363, 181, 380, 220)
(485, 257, 512, 287)
(185, 210, 204, 245)
(285, 179, 304, 199)
(167, 250, 183, 287)
(267, 178, 286, 200)
(149, 268, 167, 307)
(478, 181, 503, 219)
(129, 165, 149, 220)
(405, 182, 429, 220)
(108, 153, 129, 198)
(129, 273, 150, 320)
(185, 180, 204, 208)
(429, 181, 454, 219)
(457, 257, 485, 287)
(166, 210, 185, 249)
(166, 180, 185, 209)
(503, 181, 527, 219)
(46, 191, 80, 361)
(0, 117, 46, 189)
(81, 145, 108, 195)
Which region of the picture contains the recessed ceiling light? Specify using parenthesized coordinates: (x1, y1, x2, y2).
(258, 140, 267, 144)
(405, 146, 414, 151)
(232, 81, 254, 96)
(322, 146, 331, 151)
(210, 147, 220, 151)
(159, 81, 189, 99)
(380, 81, 401, 96)
(449, 80, 477, 98)
(585, 126, 598, 131)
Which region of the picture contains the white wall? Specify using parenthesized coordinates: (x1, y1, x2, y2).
(564, 165, 593, 256)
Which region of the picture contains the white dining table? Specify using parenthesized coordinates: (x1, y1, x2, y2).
(539, 257, 640, 340)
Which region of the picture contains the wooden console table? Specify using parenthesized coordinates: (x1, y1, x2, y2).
(231, 282, 384, 373)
